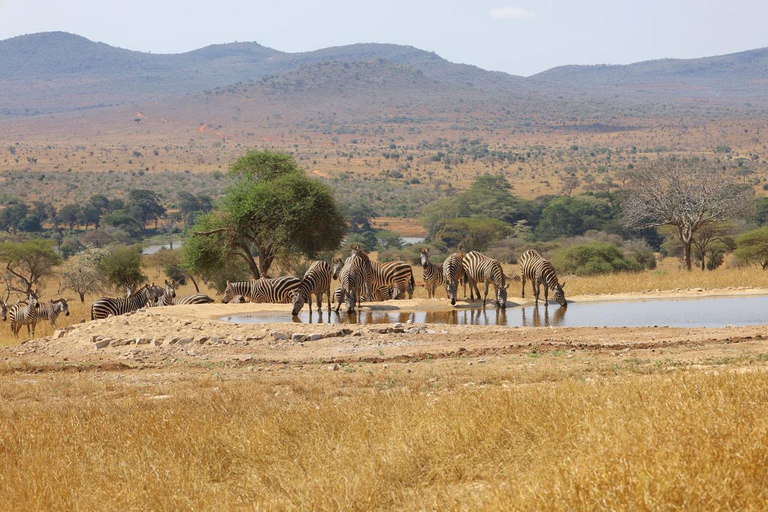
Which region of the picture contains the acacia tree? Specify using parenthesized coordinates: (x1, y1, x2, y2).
(60, 247, 107, 302)
(735, 227, 768, 270)
(622, 157, 753, 270)
(0, 239, 62, 297)
(184, 150, 347, 280)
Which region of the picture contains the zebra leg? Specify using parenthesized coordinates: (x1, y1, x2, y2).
(521, 274, 526, 298)
(326, 287, 332, 312)
(482, 280, 490, 307)
(334, 289, 344, 314)
(544, 285, 549, 307)
(533, 278, 541, 305)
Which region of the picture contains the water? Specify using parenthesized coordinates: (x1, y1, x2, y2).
(402, 237, 425, 245)
(143, 241, 184, 255)
(220, 295, 768, 328)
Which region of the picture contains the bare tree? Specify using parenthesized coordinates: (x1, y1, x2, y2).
(622, 157, 753, 271)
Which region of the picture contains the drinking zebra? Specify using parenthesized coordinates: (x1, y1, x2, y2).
(9, 294, 40, 337)
(519, 249, 567, 306)
(222, 276, 301, 304)
(442, 252, 466, 306)
(38, 298, 70, 327)
(419, 247, 445, 299)
(292, 260, 333, 315)
(335, 258, 362, 314)
(461, 251, 509, 308)
(91, 284, 162, 320)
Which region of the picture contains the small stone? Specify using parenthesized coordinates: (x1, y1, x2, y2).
(93, 339, 110, 349)
(308, 333, 323, 341)
(53, 330, 65, 339)
(168, 337, 180, 345)
(272, 331, 289, 341)
(232, 335, 245, 342)
(178, 338, 194, 345)
(91, 335, 102, 343)
(136, 338, 150, 345)
(292, 333, 307, 342)
(197, 337, 209, 344)
(153, 339, 163, 346)
(393, 323, 403, 329)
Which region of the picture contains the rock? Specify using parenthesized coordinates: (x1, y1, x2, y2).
(153, 339, 163, 346)
(197, 337, 209, 344)
(136, 338, 151, 345)
(272, 331, 289, 341)
(91, 335, 102, 343)
(291, 333, 307, 342)
(232, 335, 245, 342)
(393, 323, 404, 329)
(308, 333, 324, 341)
(168, 337, 180, 345)
(93, 339, 110, 349)
(177, 338, 194, 345)
(53, 330, 66, 339)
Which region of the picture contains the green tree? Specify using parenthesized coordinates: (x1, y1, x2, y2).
(97, 245, 146, 291)
(735, 227, 768, 269)
(126, 189, 166, 229)
(60, 247, 107, 302)
(58, 204, 82, 231)
(435, 217, 511, 251)
(552, 242, 643, 276)
(536, 195, 615, 240)
(185, 150, 346, 279)
(0, 201, 28, 235)
(0, 239, 62, 296)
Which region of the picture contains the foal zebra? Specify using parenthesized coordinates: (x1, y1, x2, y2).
(9, 294, 40, 337)
(292, 260, 333, 315)
(420, 247, 445, 299)
(461, 251, 509, 308)
(519, 249, 567, 306)
(222, 276, 301, 304)
(38, 298, 70, 326)
(442, 252, 466, 306)
(91, 284, 161, 320)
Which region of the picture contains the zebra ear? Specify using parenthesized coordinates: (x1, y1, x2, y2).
(504, 283, 509, 290)
(561, 282, 566, 288)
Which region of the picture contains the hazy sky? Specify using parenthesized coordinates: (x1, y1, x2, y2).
(1, 0, 767, 76)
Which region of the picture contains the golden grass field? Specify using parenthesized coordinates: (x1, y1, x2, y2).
(3, 260, 768, 510)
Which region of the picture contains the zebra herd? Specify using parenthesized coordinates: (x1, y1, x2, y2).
(1, 294, 71, 338)
(90, 281, 215, 320)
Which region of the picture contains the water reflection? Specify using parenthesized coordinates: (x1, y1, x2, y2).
(221, 295, 768, 328)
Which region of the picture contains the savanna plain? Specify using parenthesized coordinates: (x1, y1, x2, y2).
(4, 262, 768, 510)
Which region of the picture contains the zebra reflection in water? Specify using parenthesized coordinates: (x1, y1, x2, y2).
(521, 305, 567, 327)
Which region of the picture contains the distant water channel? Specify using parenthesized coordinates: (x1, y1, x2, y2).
(221, 295, 768, 328)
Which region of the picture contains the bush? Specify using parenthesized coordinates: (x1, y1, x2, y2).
(552, 242, 643, 276)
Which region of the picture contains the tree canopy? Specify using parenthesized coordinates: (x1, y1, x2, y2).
(0, 239, 62, 297)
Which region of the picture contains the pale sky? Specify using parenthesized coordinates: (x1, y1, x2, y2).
(0, 0, 766, 76)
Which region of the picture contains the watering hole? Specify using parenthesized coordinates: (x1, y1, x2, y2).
(220, 294, 768, 328)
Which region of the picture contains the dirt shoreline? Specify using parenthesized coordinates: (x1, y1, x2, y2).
(2, 287, 767, 371)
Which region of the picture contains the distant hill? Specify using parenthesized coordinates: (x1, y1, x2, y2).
(1, 31, 768, 119)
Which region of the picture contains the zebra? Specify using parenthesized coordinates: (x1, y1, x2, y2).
(9, 294, 40, 337)
(173, 293, 215, 305)
(442, 252, 466, 306)
(91, 284, 161, 320)
(152, 280, 178, 307)
(519, 249, 567, 306)
(461, 251, 508, 308)
(351, 245, 413, 300)
(335, 259, 361, 314)
(292, 260, 333, 315)
(222, 276, 301, 304)
(38, 298, 70, 327)
(420, 247, 445, 299)
(332, 283, 392, 307)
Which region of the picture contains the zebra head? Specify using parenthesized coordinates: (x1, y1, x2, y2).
(553, 282, 567, 307)
(496, 283, 509, 309)
(419, 247, 430, 268)
(28, 293, 39, 310)
(222, 281, 237, 304)
(126, 285, 135, 298)
(345, 287, 356, 314)
(164, 280, 177, 299)
(331, 258, 344, 280)
(54, 298, 70, 317)
(291, 291, 307, 316)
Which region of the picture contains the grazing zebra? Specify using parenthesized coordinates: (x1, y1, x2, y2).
(292, 260, 333, 315)
(174, 293, 215, 305)
(420, 247, 445, 299)
(461, 251, 509, 308)
(91, 284, 161, 320)
(9, 294, 40, 337)
(442, 252, 466, 306)
(519, 249, 567, 306)
(38, 298, 70, 327)
(351, 245, 414, 300)
(222, 276, 301, 304)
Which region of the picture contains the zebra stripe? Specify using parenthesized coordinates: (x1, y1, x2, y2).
(174, 293, 215, 305)
(222, 276, 301, 304)
(152, 281, 178, 307)
(9, 295, 40, 337)
(420, 248, 445, 299)
(461, 251, 509, 308)
(519, 249, 567, 306)
(292, 260, 333, 315)
(351, 245, 413, 300)
(38, 298, 70, 326)
(91, 284, 160, 320)
(442, 252, 466, 306)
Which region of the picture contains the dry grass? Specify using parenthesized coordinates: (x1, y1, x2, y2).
(2, 361, 768, 510)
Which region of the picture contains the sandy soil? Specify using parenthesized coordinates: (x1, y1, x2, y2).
(3, 288, 768, 371)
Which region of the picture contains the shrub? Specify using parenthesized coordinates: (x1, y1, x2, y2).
(553, 242, 643, 276)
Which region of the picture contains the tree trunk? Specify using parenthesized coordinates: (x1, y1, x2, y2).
(79, 291, 85, 303)
(683, 242, 693, 271)
(189, 275, 200, 293)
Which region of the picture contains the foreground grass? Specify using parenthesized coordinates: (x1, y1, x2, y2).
(2, 362, 768, 510)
